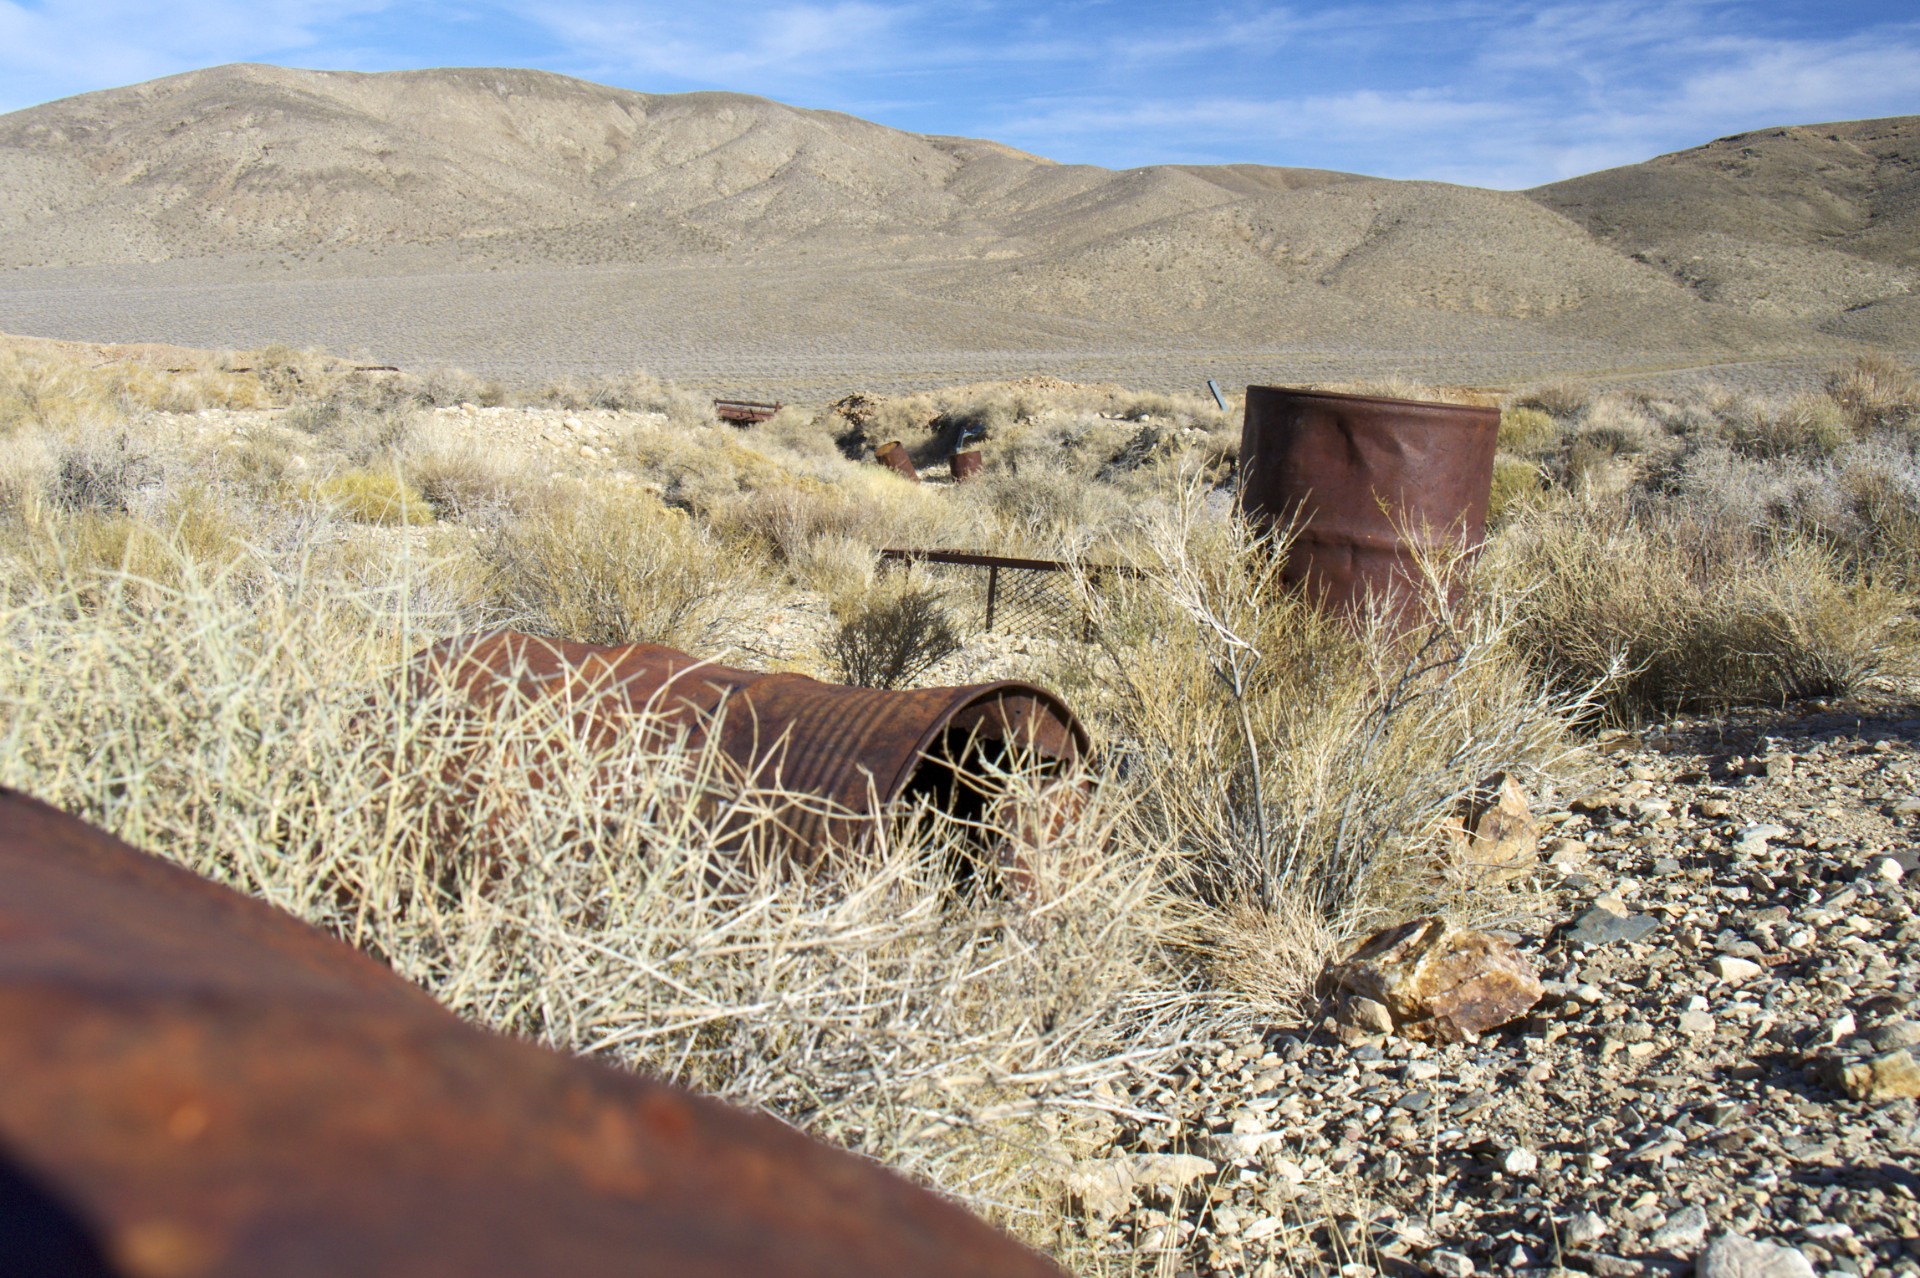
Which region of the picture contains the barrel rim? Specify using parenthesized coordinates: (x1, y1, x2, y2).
(1245, 384, 1498, 418)
(870, 680, 1092, 806)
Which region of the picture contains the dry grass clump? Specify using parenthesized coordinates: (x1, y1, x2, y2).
(1729, 393, 1852, 459)
(481, 478, 758, 650)
(535, 371, 712, 427)
(314, 468, 436, 526)
(1512, 380, 1592, 419)
(1497, 405, 1557, 456)
(50, 429, 162, 514)
(1494, 497, 1912, 721)
(393, 415, 538, 521)
(0, 512, 1200, 1248)
(1, 343, 270, 431)
(1487, 456, 1543, 525)
(1070, 485, 1586, 1007)
(1825, 352, 1920, 433)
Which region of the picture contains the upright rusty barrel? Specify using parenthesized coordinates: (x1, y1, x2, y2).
(1239, 386, 1499, 625)
(949, 449, 984, 482)
(414, 631, 1089, 868)
(0, 787, 1064, 1278)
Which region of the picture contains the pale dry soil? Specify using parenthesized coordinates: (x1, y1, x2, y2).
(1076, 704, 1920, 1278)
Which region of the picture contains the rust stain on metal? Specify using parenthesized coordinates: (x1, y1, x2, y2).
(712, 398, 783, 425)
(949, 449, 983, 482)
(413, 632, 1090, 868)
(0, 787, 1066, 1277)
(873, 440, 920, 481)
(1238, 386, 1498, 625)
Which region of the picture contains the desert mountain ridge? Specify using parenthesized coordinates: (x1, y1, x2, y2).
(0, 63, 1913, 389)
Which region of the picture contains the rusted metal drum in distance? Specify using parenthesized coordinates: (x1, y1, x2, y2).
(873, 440, 920, 482)
(414, 631, 1090, 872)
(0, 787, 1065, 1278)
(949, 449, 984, 482)
(1238, 386, 1499, 625)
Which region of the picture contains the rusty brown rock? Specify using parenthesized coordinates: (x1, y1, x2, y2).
(411, 631, 1090, 875)
(1319, 915, 1543, 1043)
(1816, 1046, 1920, 1101)
(1446, 772, 1540, 883)
(0, 787, 1064, 1278)
(1238, 386, 1499, 627)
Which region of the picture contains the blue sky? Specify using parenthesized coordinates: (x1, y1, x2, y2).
(2, 0, 1916, 188)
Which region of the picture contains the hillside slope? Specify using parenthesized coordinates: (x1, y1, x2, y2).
(0, 65, 1911, 383)
(1530, 117, 1920, 342)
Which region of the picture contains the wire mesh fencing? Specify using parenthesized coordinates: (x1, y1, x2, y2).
(876, 549, 1137, 641)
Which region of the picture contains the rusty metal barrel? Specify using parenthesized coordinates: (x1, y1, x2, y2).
(1238, 386, 1499, 624)
(949, 449, 983, 482)
(0, 786, 1064, 1278)
(873, 440, 920, 482)
(414, 631, 1089, 867)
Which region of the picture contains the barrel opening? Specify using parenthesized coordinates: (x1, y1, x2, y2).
(894, 724, 1063, 893)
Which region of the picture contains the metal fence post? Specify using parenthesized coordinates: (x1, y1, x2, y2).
(985, 564, 1000, 632)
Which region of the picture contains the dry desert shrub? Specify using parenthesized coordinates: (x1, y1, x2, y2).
(537, 371, 711, 427)
(1487, 456, 1544, 525)
(481, 478, 758, 650)
(1071, 483, 1587, 1007)
(712, 469, 957, 575)
(1512, 380, 1592, 419)
(412, 366, 510, 408)
(0, 344, 270, 431)
(313, 468, 436, 527)
(1825, 352, 1920, 433)
(1493, 496, 1912, 721)
(1730, 393, 1852, 460)
(0, 516, 1202, 1252)
(394, 416, 538, 521)
(50, 428, 161, 514)
(826, 575, 962, 689)
(1496, 405, 1558, 457)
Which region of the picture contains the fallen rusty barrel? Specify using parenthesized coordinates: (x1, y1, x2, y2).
(1238, 386, 1498, 624)
(0, 787, 1064, 1278)
(949, 449, 983, 482)
(873, 440, 920, 482)
(414, 631, 1090, 868)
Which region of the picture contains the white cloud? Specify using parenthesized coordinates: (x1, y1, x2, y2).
(1669, 34, 1920, 123)
(0, 0, 392, 110)
(518, 0, 911, 84)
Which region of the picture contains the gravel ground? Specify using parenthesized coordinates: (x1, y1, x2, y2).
(1064, 702, 1920, 1278)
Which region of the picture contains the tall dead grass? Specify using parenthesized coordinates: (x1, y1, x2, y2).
(0, 510, 1201, 1247)
(1065, 482, 1591, 1009)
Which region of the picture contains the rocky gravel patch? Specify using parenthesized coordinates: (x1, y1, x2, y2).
(1065, 702, 1920, 1277)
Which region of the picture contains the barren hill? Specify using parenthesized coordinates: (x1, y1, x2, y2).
(0, 63, 1911, 390)
(1530, 116, 1920, 346)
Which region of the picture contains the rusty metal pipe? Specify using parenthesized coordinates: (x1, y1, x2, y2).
(1238, 386, 1498, 626)
(413, 632, 1089, 870)
(873, 440, 920, 482)
(0, 787, 1064, 1277)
